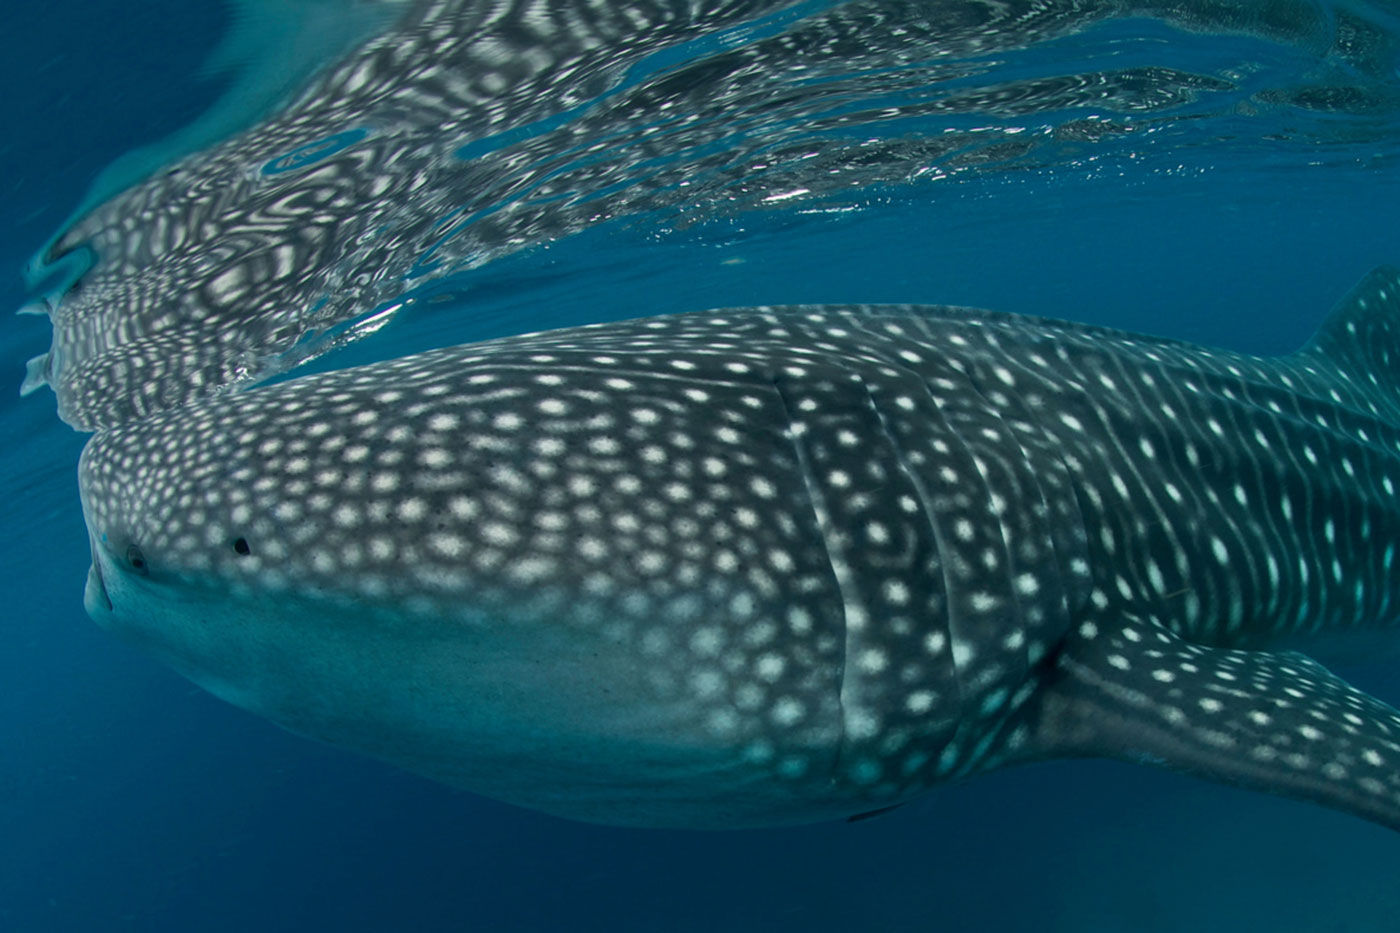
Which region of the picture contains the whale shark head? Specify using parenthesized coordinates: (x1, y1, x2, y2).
(78, 311, 1012, 827)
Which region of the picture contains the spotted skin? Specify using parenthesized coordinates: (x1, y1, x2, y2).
(80, 267, 1400, 828)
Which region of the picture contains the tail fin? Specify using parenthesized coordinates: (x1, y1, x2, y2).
(1300, 265, 1400, 408)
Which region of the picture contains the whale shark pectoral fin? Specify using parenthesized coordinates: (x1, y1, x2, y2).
(1018, 613, 1400, 832)
(20, 353, 50, 396)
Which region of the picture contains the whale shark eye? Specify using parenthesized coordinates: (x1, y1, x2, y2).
(125, 545, 148, 575)
(232, 537, 251, 556)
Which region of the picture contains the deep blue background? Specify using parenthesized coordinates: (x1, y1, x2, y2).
(4, 3, 1400, 932)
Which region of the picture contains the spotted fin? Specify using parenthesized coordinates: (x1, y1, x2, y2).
(20, 353, 50, 396)
(1017, 613, 1400, 831)
(1300, 264, 1400, 393)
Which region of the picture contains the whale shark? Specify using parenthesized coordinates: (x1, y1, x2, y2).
(79, 267, 1400, 830)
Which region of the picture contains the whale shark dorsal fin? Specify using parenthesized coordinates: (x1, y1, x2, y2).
(1015, 614, 1400, 831)
(1299, 265, 1400, 389)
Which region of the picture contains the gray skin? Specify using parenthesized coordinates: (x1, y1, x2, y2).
(81, 268, 1400, 830)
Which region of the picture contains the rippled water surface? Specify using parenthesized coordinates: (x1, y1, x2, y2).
(5, 1, 1400, 930)
(25, 0, 1400, 428)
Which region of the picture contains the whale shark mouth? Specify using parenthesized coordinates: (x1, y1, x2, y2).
(85, 541, 112, 614)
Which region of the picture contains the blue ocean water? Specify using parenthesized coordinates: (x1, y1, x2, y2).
(4, 1, 1400, 930)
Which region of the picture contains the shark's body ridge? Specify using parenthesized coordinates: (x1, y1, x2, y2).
(80, 267, 1400, 830)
